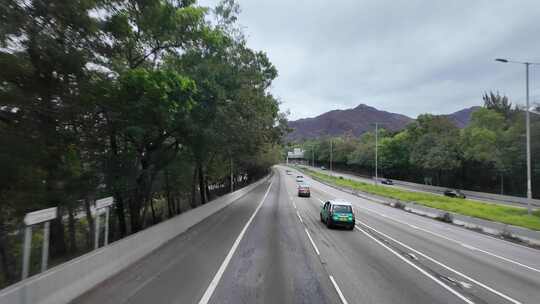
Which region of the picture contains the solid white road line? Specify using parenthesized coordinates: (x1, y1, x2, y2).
(356, 220, 522, 304)
(314, 187, 540, 274)
(329, 275, 349, 304)
(297, 211, 304, 223)
(198, 180, 274, 304)
(304, 228, 320, 256)
(355, 225, 475, 304)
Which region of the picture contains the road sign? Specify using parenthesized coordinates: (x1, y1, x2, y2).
(96, 196, 114, 209)
(24, 207, 57, 226)
(22, 207, 57, 279)
(95, 196, 114, 249)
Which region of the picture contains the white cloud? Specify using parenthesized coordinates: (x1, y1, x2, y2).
(200, 0, 540, 119)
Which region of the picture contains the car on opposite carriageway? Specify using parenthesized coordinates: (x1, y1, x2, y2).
(381, 178, 393, 185)
(444, 189, 466, 199)
(320, 199, 355, 230)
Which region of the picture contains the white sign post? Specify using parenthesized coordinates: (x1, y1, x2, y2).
(94, 197, 114, 249)
(22, 207, 57, 280)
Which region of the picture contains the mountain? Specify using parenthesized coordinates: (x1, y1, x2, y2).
(444, 106, 481, 128)
(287, 104, 480, 141)
(286, 104, 413, 141)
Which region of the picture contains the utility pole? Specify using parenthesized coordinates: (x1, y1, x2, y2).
(375, 123, 379, 185)
(312, 149, 314, 167)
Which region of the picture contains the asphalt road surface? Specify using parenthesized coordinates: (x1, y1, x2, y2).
(74, 166, 540, 304)
(303, 165, 540, 209)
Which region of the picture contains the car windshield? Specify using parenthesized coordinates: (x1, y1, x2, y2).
(332, 205, 352, 213)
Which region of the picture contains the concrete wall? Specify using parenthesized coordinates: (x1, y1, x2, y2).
(0, 176, 269, 304)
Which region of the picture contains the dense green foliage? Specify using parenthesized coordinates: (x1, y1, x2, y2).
(295, 93, 540, 198)
(298, 167, 540, 231)
(0, 0, 285, 285)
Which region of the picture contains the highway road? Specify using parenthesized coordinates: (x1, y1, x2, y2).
(303, 165, 540, 209)
(73, 166, 540, 304)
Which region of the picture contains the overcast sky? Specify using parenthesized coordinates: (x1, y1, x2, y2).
(200, 0, 540, 120)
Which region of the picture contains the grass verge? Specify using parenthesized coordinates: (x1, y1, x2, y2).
(298, 167, 540, 231)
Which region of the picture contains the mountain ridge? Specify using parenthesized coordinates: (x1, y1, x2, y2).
(286, 104, 480, 141)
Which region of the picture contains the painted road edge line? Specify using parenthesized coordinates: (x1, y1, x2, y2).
(359, 204, 540, 274)
(314, 192, 520, 303)
(314, 186, 540, 274)
(329, 275, 349, 304)
(304, 228, 320, 256)
(296, 211, 304, 223)
(198, 180, 274, 304)
(355, 225, 474, 304)
(356, 220, 522, 304)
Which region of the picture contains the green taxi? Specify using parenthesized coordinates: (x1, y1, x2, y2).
(320, 199, 355, 230)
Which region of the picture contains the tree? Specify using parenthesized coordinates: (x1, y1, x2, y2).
(483, 91, 515, 121)
(0, 0, 284, 286)
(379, 131, 411, 177)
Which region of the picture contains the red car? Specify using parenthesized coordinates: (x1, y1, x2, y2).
(297, 184, 311, 197)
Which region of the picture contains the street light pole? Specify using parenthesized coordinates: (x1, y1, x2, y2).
(525, 62, 533, 215)
(495, 58, 536, 215)
(375, 123, 379, 185)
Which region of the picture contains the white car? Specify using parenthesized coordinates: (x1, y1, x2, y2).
(296, 175, 304, 182)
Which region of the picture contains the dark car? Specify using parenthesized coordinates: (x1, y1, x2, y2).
(444, 189, 466, 199)
(320, 200, 355, 230)
(381, 178, 393, 185)
(297, 183, 311, 197)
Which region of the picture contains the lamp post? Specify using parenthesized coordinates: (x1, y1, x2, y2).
(375, 123, 379, 184)
(495, 58, 539, 215)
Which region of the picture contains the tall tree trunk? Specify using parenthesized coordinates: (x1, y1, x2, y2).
(84, 198, 95, 250)
(108, 130, 127, 237)
(131, 154, 152, 233)
(114, 194, 127, 237)
(67, 205, 77, 254)
(204, 172, 211, 201)
(191, 166, 198, 208)
(0, 219, 15, 284)
(50, 207, 67, 258)
(198, 163, 208, 204)
(129, 195, 142, 233)
(175, 195, 181, 214)
(150, 198, 157, 224)
(500, 173, 504, 195)
(164, 169, 174, 218)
